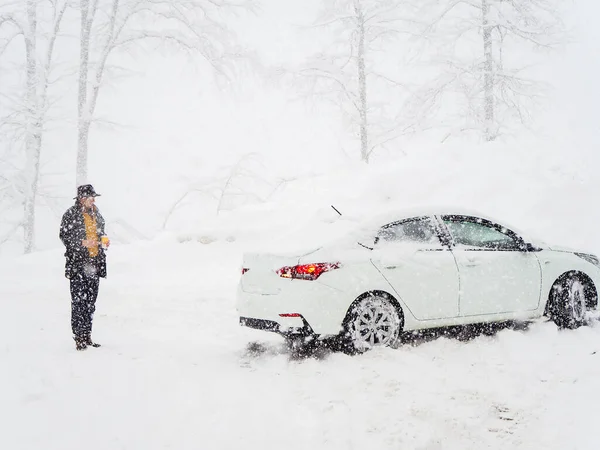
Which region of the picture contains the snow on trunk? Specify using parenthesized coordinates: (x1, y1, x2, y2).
(22, 0, 40, 254)
(76, 0, 93, 187)
(22, 1, 68, 252)
(355, 0, 369, 163)
(482, 0, 496, 142)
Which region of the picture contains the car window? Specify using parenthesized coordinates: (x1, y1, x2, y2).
(443, 219, 520, 250)
(377, 217, 441, 245)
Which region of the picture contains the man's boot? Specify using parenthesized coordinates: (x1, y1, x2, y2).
(75, 336, 87, 351)
(85, 334, 101, 348)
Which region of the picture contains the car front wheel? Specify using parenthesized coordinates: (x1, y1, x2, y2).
(550, 275, 589, 329)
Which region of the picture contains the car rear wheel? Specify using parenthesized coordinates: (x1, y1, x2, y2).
(344, 294, 402, 352)
(549, 275, 589, 329)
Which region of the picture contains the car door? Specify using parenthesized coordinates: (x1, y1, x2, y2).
(370, 216, 460, 320)
(439, 215, 542, 317)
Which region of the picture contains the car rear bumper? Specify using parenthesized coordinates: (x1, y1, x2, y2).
(239, 317, 280, 333)
(239, 316, 315, 337)
(236, 283, 350, 336)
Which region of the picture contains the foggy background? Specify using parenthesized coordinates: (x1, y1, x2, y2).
(0, 0, 598, 254)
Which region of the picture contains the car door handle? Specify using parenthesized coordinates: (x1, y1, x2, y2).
(383, 260, 404, 269)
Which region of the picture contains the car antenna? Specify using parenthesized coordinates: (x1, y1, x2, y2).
(331, 204, 373, 250)
(331, 205, 342, 216)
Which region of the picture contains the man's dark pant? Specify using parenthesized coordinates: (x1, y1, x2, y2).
(70, 270, 100, 340)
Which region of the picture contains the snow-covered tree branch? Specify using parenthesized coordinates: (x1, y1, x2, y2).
(75, 0, 255, 185)
(162, 153, 275, 230)
(0, 0, 68, 253)
(410, 0, 566, 141)
(287, 0, 418, 163)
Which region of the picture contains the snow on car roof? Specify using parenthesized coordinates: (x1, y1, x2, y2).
(338, 205, 541, 243)
(245, 205, 543, 255)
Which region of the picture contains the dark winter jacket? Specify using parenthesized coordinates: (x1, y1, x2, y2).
(59, 203, 107, 279)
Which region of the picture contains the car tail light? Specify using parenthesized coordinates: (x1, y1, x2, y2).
(241, 268, 250, 275)
(279, 313, 302, 318)
(276, 262, 341, 281)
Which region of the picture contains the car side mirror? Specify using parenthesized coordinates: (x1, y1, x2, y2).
(522, 242, 542, 252)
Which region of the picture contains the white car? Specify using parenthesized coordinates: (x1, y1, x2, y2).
(236, 211, 600, 351)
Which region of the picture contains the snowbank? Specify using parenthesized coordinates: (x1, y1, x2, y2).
(173, 138, 600, 256)
(2, 238, 600, 450)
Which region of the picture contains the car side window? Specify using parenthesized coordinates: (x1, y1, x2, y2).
(377, 217, 441, 245)
(443, 218, 521, 250)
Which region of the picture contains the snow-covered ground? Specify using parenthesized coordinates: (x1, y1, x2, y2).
(3, 141, 600, 449)
(3, 219, 600, 448)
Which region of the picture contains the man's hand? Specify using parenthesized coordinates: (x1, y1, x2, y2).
(101, 236, 111, 248)
(82, 239, 98, 249)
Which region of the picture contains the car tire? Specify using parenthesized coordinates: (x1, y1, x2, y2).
(549, 274, 589, 329)
(342, 293, 403, 353)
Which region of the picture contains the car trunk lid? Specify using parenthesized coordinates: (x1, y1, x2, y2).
(240, 252, 300, 295)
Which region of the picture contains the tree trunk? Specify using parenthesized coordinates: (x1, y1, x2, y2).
(77, 0, 91, 186)
(23, 0, 38, 254)
(482, 0, 495, 141)
(77, 119, 91, 186)
(23, 132, 42, 254)
(355, 1, 369, 163)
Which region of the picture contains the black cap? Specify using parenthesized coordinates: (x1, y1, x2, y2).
(74, 184, 101, 199)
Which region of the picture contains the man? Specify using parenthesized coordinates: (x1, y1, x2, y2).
(59, 184, 110, 351)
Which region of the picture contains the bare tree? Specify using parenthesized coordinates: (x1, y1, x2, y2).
(410, 0, 565, 142)
(0, 0, 68, 253)
(162, 153, 278, 230)
(75, 0, 254, 185)
(289, 0, 417, 163)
